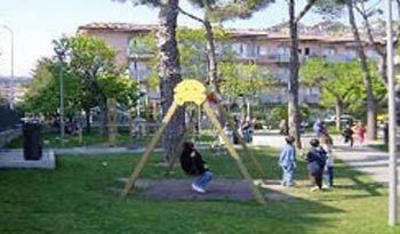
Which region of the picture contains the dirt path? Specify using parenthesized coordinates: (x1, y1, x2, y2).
(115, 178, 307, 202)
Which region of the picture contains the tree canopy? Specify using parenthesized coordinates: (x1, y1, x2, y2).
(22, 35, 139, 125)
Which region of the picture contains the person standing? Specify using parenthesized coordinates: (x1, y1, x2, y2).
(278, 136, 296, 187)
(180, 141, 213, 194)
(342, 124, 354, 147)
(279, 119, 289, 136)
(321, 133, 334, 189)
(306, 139, 327, 191)
(313, 119, 325, 137)
(354, 121, 366, 145)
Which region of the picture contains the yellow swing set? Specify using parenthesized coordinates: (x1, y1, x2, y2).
(121, 79, 267, 205)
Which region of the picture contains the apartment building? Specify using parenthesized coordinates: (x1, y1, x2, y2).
(0, 76, 32, 105)
(77, 22, 381, 106)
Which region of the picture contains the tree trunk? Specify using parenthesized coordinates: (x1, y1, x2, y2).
(288, 0, 302, 149)
(158, 0, 185, 163)
(379, 54, 388, 87)
(85, 107, 91, 134)
(347, 0, 377, 140)
(204, 20, 219, 92)
(335, 98, 343, 131)
(98, 97, 108, 137)
(246, 97, 251, 119)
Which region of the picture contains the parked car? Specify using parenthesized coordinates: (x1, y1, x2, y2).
(340, 114, 353, 125)
(324, 115, 336, 124)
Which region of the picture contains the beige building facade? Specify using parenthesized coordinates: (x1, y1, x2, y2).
(0, 76, 31, 105)
(77, 22, 381, 105)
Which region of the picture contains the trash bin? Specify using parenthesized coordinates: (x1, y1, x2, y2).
(23, 121, 42, 160)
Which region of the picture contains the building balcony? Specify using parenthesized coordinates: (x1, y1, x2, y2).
(127, 48, 154, 60)
(235, 53, 291, 63)
(303, 95, 320, 104)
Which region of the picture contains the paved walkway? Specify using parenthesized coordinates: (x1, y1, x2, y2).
(253, 130, 399, 185)
(0, 143, 219, 156)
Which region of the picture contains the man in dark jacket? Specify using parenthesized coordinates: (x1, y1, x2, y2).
(306, 138, 327, 191)
(180, 141, 213, 193)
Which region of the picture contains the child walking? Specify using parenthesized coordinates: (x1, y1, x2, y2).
(342, 124, 354, 147)
(355, 121, 366, 144)
(321, 133, 334, 189)
(306, 139, 327, 191)
(278, 136, 296, 187)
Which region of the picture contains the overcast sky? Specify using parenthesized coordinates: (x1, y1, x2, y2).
(0, 0, 388, 77)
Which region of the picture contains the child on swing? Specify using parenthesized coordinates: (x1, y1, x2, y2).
(180, 141, 213, 194)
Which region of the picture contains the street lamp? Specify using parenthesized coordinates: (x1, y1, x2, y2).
(53, 37, 69, 145)
(0, 24, 14, 110)
(386, 0, 398, 226)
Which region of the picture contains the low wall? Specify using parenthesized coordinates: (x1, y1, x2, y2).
(0, 128, 21, 148)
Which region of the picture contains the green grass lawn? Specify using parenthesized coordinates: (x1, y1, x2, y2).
(0, 146, 399, 234)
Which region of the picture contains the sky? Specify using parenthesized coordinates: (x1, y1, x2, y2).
(0, 0, 352, 77)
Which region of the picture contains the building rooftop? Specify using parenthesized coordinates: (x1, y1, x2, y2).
(78, 22, 158, 33)
(78, 22, 384, 44)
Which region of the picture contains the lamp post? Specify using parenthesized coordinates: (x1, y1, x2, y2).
(54, 38, 68, 146)
(0, 24, 14, 110)
(386, 0, 398, 226)
(134, 54, 141, 119)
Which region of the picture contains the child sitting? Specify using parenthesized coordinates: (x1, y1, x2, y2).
(180, 141, 213, 194)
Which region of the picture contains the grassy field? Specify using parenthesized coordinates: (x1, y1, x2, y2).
(0, 146, 399, 234)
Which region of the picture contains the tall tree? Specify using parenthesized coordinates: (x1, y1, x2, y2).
(315, 0, 387, 139)
(68, 35, 116, 136)
(178, 0, 273, 92)
(157, 0, 184, 163)
(117, 0, 184, 162)
(354, 0, 400, 88)
(219, 62, 274, 118)
(346, 0, 377, 140)
(287, 0, 317, 148)
(301, 59, 361, 130)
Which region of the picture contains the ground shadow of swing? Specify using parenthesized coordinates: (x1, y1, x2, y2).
(114, 176, 345, 234)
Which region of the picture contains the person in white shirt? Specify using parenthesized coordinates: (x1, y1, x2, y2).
(321, 133, 334, 189)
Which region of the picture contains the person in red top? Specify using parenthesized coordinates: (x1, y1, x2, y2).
(354, 121, 366, 144)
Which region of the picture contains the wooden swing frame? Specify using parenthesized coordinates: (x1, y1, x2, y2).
(120, 80, 266, 205)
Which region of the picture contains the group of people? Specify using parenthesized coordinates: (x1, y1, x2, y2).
(279, 133, 334, 191)
(179, 117, 348, 194)
(180, 133, 335, 194)
(342, 122, 366, 147)
(222, 117, 258, 145)
(313, 118, 366, 148)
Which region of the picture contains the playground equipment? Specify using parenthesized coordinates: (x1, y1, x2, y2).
(121, 79, 266, 205)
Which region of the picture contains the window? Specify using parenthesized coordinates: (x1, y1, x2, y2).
(344, 49, 357, 60)
(322, 47, 336, 56)
(258, 45, 268, 56)
(129, 62, 150, 82)
(277, 68, 290, 83)
(305, 47, 310, 55)
(232, 43, 243, 55)
(277, 47, 289, 55)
